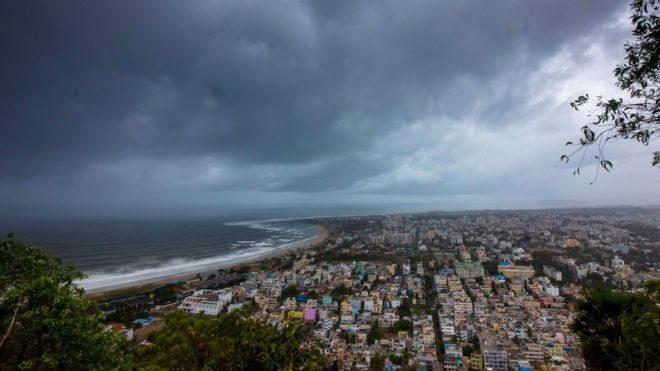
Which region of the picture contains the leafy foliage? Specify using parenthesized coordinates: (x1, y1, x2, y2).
(0, 236, 131, 370)
(133, 310, 324, 370)
(397, 302, 412, 318)
(388, 349, 410, 366)
(368, 353, 386, 371)
(367, 322, 384, 345)
(565, 0, 660, 175)
(570, 280, 660, 370)
(330, 284, 352, 304)
(280, 284, 299, 301)
(482, 260, 499, 276)
(391, 319, 412, 333)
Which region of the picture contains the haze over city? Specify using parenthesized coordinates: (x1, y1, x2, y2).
(2, 0, 659, 219)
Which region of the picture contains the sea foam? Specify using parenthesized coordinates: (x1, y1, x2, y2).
(77, 230, 317, 292)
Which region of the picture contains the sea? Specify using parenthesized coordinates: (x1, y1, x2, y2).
(2, 216, 322, 292)
(0, 206, 425, 292)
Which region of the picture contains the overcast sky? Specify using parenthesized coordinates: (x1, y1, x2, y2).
(1, 0, 659, 218)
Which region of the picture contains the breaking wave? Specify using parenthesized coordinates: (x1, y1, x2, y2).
(78, 235, 317, 292)
(75, 220, 319, 292)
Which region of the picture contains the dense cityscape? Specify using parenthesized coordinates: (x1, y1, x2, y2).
(97, 207, 660, 370)
(3, 0, 660, 369)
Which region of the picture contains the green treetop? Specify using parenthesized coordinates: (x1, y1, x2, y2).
(565, 0, 660, 175)
(134, 309, 324, 370)
(571, 280, 660, 370)
(0, 235, 131, 370)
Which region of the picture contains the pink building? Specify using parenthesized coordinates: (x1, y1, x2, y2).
(303, 308, 316, 322)
(540, 297, 553, 307)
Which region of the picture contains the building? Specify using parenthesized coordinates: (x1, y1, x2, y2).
(515, 360, 533, 371)
(483, 348, 507, 371)
(402, 260, 411, 275)
(543, 265, 562, 281)
(546, 342, 564, 359)
(443, 343, 464, 370)
(454, 299, 474, 315)
(455, 260, 485, 279)
(468, 353, 483, 370)
(304, 308, 317, 322)
(288, 310, 304, 319)
(498, 263, 535, 279)
(178, 289, 232, 316)
(612, 255, 625, 268)
(522, 344, 544, 363)
(545, 285, 560, 297)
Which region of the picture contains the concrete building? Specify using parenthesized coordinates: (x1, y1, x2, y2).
(178, 289, 232, 316)
(522, 344, 544, 363)
(543, 265, 563, 281)
(515, 360, 533, 371)
(455, 260, 485, 279)
(483, 348, 507, 371)
(498, 263, 535, 279)
(545, 285, 560, 297)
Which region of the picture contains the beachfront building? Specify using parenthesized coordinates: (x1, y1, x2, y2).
(178, 288, 233, 315)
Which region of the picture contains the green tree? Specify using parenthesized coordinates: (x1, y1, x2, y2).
(482, 260, 499, 276)
(571, 281, 660, 370)
(388, 350, 410, 366)
(391, 319, 412, 333)
(369, 352, 385, 371)
(280, 284, 298, 301)
(564, 0, 660, 174)
(0, 236, 131, 370)
(397, 302, 411, 318)
(134, 309, 323, 370)
(330, 284, 351, 298)
(367, 322, 384, 345)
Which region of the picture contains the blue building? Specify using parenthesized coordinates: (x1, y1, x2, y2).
(516, 360, 533, 371)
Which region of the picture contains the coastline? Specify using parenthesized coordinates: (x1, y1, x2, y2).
(85, 224, 329, 297)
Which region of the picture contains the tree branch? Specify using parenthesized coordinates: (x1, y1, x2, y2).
(0, 297, 22, 349)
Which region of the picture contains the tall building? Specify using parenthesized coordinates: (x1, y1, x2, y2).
(543, 265, 562, 281)
(455, 260, 485, 279)
(443, 343, 464, 370)
(483, 348, 507, 371)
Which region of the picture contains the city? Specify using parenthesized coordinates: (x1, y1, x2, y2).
(2, 0, 659, 368)
(99, 207, 660, 370)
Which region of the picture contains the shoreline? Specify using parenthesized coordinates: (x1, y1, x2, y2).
(85, 224, 329, 297)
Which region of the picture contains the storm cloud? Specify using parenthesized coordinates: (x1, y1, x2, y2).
(1, 0, 659, 216)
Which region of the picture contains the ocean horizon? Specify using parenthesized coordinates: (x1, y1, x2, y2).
(1, 206, 424, 292)
(2, 214, 329, 292)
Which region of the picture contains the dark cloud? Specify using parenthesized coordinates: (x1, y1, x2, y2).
(3, 0, 651, 214)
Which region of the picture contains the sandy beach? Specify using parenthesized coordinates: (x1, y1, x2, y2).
(85, 224, 329, 297)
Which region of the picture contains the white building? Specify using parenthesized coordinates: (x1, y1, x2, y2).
(402, 260, 411, 275)
(543, 265, 563, 281)
(363, 299, 374, 312)
(178, 289, 233, 316)
(545, 285, 560, 297)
